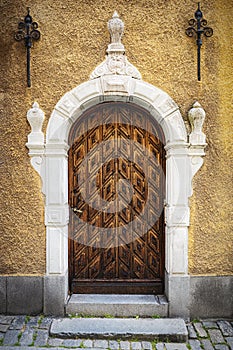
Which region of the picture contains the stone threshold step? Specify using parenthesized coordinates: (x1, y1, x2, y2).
(50, 318, 188, 342)
(66, 294, 168, 317)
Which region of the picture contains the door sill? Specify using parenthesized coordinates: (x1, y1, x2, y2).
(70, 279, 164, 294)
(65, 294, 168, 317)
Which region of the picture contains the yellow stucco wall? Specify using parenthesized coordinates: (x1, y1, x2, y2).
(0, 0, 232, 275)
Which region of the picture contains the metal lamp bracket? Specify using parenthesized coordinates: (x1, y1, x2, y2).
(185, 2, 213, 81)
(15, 8, 40, 87)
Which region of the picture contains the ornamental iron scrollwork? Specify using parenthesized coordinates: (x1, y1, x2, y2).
(15, 8, 40, 87)
(185, 2, 213, 81)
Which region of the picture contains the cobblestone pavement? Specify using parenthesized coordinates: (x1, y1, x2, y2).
(0, 315, 232, 350)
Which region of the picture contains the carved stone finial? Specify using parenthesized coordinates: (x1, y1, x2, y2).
(188, 101, 206, 145)
(107, 11, 124, 45)
(26, 101, 45, 145)
(26, 102, 45, 184)
(90, 12, 141, 81)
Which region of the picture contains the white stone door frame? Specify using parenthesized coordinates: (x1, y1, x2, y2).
(26, 13, 206, 317)
(26, 77, 206, 317)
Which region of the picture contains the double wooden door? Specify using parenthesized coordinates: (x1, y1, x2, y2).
(68, 102, 165, 294)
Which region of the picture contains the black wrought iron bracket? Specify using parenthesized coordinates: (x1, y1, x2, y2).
(185, 2, 213, 81)
(14, 8, 40, 87)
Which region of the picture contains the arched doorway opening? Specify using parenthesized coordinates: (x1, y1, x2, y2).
(68, 102, 166, 294)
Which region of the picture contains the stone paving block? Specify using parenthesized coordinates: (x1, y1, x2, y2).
(1, 346, 88, 350)
(193, 323, 208, 338)
(208, 329, 225, 344)
(217, 321, 233, 337)
(3, 329, 21, 345)
(109, 340, 120, 349)
(226, 337, 233, 350)
(201, 339, 214, 350)
(0, 346, 96, 350)
(131, 341, 142, 350)
(1, 348, 20, 350)
(20, 328, 34, 346)
(48, 337, 64, 346)
(215, 345, 229, 350)
(34, 329, 49, 347)
(83, 339, 94, 348)
(189, 339, 202, 350)
(0, 324, 10, 332)
(63, 338, 83, 347)
(142, 341, 153, 350)
(0, 316, 15, 325)
(2, 316, 233, 350)
(0, 348, 65, 350)
(156, 343, 165, 350)
(165, 343, 188, 350)
(188, 324, 198, 339)
(120, 340, 131, 350)
(38, 316, 53, 329)
(26, 316, 40, 328)
(94, 339, 109, 348)
(9, 315, 25, 330)
(202, 322, 219, 329)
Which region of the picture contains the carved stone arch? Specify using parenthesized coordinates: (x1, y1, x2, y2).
(46, 79, 187, 146)
(26, 12, 206, 317)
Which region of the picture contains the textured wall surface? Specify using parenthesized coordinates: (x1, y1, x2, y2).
(0, 0, 232, 275)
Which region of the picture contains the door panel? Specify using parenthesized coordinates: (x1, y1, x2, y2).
(68, 102, 165, 294)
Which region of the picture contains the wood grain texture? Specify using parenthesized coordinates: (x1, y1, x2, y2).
(68, 102, 165, 294)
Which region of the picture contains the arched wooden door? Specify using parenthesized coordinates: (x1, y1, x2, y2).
(68, 102, 165, 294)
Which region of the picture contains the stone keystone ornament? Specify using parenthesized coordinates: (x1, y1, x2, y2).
(90, 12, 141, 80)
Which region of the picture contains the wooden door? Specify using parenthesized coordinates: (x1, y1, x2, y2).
(68, 102, 165, 294)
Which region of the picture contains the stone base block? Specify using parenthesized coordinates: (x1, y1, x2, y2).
(166, 274, 190, 320)
(44, 275, 67, 316)
(189, 275, 233, 319)
(0, 277, 7, 313)
(0, 274, 232, 318)
(7, 276, 43, 315)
